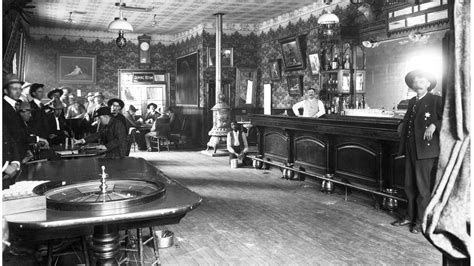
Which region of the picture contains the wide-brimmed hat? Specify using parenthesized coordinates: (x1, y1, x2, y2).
(94, 106, 111, 117)
(47, 88, 63, 99)
(93, 92, 104, 98)
(107, 98, 124, 108)
(3, 74, 25, 88)
(129, 105, 137, 112)
(86, 92, 94, 97)
(405, 69, 437, 91)
(147, 103, 157, 109)
(18, 101, 33, 111)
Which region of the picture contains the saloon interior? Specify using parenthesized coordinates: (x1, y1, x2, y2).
(2, 0, 470, 265)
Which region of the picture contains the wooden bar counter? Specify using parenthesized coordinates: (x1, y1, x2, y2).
(249, 114, 406, 196)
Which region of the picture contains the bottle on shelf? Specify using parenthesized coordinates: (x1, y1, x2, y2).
(361, 95, 366, 109)
(331, 54, 339, 70)
(343, 55, 350, 70)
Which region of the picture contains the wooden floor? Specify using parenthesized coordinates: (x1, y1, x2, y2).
(130, 150, 441, 265)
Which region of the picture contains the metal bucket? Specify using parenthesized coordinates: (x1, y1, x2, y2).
(230, 159, 238, 168)
(154, 230, 174, 249)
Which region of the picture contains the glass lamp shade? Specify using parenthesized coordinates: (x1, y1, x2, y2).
(317, 12, 340, 25)
(108, 15, 133, 32)
(116, 31, 127, 49)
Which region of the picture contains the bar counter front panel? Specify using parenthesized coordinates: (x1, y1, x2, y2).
(250, 114, 406, 195)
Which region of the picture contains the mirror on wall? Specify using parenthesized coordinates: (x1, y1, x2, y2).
(235, 67, 257, 108)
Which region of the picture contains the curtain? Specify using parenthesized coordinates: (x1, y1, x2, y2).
(422, 0, 470, 259)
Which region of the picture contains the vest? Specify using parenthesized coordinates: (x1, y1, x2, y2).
(229, 130, 244, 148)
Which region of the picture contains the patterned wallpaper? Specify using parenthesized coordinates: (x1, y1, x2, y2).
(25, 37, 173, 100)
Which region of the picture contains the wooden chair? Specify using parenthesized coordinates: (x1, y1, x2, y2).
(150, 125, 170, 152)
(168, 117, 186, 149)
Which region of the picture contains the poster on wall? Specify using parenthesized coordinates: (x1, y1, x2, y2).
(176, 52, 199, 106)
(57, 54, 96, 84)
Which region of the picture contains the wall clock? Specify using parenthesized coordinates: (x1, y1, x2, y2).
(138, 35, 151, 69)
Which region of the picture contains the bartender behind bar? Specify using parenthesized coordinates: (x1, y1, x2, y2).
(292, 88, 325, 118)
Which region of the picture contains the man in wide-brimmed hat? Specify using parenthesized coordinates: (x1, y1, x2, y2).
(107, 98, 127, 127)
(46, 99, 71, 145)
(74, 106, 128, 158)
(391, 69, 443, 234)
(144, 102, 160, 124)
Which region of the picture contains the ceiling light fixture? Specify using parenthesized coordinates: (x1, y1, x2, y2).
(152, 14, 157, 27)
(108, 0, 134, 49)
(64, 12, 74, 24)
(317, 1, 340, 37)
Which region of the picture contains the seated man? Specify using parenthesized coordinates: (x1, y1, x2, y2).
(144, 103, 160, 124)
(145, 108, 170, 151)
(124, 105, 143, 130)
(227, 121, 249, 165)
(74, 107, 128, 158)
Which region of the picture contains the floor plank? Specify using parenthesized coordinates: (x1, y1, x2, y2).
(130, 150, 442, 265)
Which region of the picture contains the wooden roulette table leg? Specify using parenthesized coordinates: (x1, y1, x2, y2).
(91, 224, 120, 265)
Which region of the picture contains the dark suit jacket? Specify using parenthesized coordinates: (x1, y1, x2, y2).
(46, 112, 70, 145)
(398, 93, 443, 159)
(3, 99, 38, 160)
(85, 117, 128, 158)
(29, 100, 51, 138)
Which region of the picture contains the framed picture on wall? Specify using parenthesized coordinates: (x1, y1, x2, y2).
(287, 75, 303, 96)
(208, 47, 233, 67)
(176, 51, 199, 107)
(279, 35, 305, 71)
(308, 53, 320, 75)
(269, 59, 281, 81)
(58, 55, 96, 84)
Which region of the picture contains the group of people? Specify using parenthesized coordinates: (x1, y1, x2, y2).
(2, 73, 176, 186)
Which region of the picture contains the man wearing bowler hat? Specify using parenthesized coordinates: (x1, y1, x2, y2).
(74, 106, 128, 158)
(391, 69, 443, 234)
(107, 98, 127, 127)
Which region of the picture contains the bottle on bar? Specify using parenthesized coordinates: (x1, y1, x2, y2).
(331, 54, 339, 70)
(343, 55, 350, 70)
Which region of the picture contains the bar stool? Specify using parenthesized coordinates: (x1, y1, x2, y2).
(120, 227, 160, 266)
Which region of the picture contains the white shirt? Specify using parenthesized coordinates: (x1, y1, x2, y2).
(33, 98, 42, 107)
(4, 96, 18, 109)
(54, 116, 60, 130)
(227, 130, 249, 154)
(292, 98, 326, 118)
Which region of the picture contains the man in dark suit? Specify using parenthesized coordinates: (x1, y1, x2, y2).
(46, 100, 71, 146)
(2, 74, 49, 187)
(391, 70, 443, 234)
(74, 107, 128, 158)
(107, 98, 127, 128)
(29, 83, 51, 138)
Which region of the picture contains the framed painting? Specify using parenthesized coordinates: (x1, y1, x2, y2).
(269, 59, 281, 81)
(176, 51, 199, 107)
(235, 67, 257, 108)
(208, 47, 233, 67)
(58, 55, 96, 84)
(279, 35, 305, 71)
(308, 53, 320, 75)
(287, 75, 303, 96)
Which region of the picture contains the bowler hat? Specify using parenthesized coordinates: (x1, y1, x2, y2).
(3, 74, 24, 88)
(18, 101, 33, 111)
(107, 98, 124, 108)
(47, 88, 64, 99)
(129, 105, 137, 112)
(405, 69, 437, 91)
(147, 103, 157, 109)
(94, 106, 111, 117)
